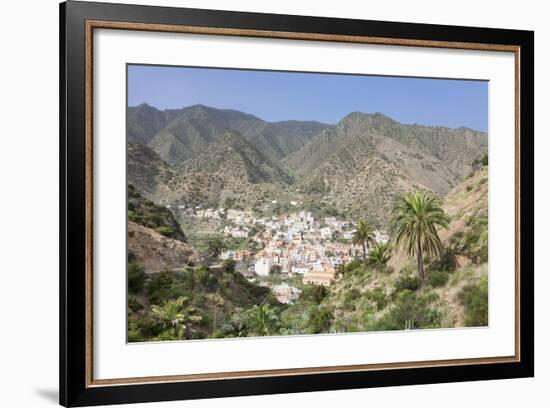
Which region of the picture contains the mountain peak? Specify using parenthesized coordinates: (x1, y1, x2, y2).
(340, 111, 365, 122)
(369, 111, 393, 120)
(187, 103, 208, 111)
(132, 102, 160, 112)
(339, 111, 395, 125)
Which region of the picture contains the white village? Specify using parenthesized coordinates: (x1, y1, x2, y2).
(176, 206, 388, 305)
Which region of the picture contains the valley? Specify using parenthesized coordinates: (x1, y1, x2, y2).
(126, 103, 489, 342)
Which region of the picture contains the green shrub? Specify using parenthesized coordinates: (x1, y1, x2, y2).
(280, 302, 310, 335)
(213, 323, 237, 338)
(472, 152, 488, 167)
(331, 318, 357, 334)
(344, 288, 361, 303)
(153, 330, 180, 341)
(428, 271, 449, 288)
(481, 153, 488, 166)
(342, 288, 361, 311)
(248, 284, 271, 300)
(450, 212, 488, 264)
(146, 271, 176, 304)
(459, 277, 488, 326)
(343, 258, 363, 275)
(305, 305, 334, 334)
(128, 262, 146, 294)
(195, 267, 219, 291)
(466, 228, 488, 264)
(365, 288, 387, 311)
(155, 225, 176, 237)
(127, 184, 186, 241)
(301, 285, 328, 304)
(128, 315, 157, 341)
(358, 302, 376, 327)
(394, 274, 421, 292)
(223, 259, 236, 274)
(128, 295, 144, 313)
(428, 247, 457, 272)
(127, 321, 144, 342)
(368, 290, 441, 331)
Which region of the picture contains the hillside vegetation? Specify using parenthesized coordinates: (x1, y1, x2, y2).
(164, 131, 295, 209)
(127, 166, 489, 341)
(127, 260, 279, 341)
(127, 184, 186, 241)
(284, 112, 487, 224)
(128, 103, 328, 165)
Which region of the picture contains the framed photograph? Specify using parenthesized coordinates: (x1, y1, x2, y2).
(60, 1, 534, 406)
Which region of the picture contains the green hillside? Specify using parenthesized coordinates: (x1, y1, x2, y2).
(127, 260, 280, 341)
(130, 103, 328, 165)
(127, 184, 186, 241)
(157, 131, 298, 209)
(127, 166, 489, 341)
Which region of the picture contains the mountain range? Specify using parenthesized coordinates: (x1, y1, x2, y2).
(128, 103, 328, 164)
(127, 103, 487, 225)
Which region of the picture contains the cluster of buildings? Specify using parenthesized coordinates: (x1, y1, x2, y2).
(251, 239, 356, 286)
(180, 206, 388, 298)
(218, 210, 387, 286)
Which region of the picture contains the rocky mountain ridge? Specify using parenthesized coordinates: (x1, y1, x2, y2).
(127, 104, 488, 225)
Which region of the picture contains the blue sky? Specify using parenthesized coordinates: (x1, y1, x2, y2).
(128, 64, 488, 132)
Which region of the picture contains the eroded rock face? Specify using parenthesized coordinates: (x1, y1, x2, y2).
(128, 221, 199, 273)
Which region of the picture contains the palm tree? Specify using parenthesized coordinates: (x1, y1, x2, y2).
(206, 237, 225, 260)
(366, 242, 390, 271)
(151, 296, 202, 339)
(246, 302, 280, 336)
(391, 191, 450, 280)
(352, 219, 376, 261)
